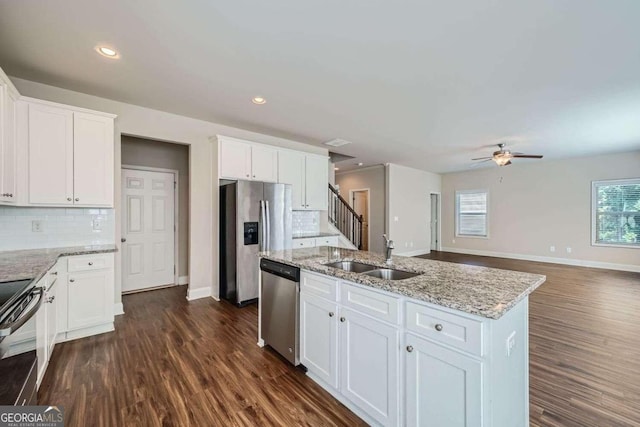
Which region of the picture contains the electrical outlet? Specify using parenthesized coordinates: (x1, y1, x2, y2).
(549, 246, 555, 252)
(566, 247, 572, 253)
(92, 219, 102, 231)
(410, 241, 414, 248)
(394, 216, 399, 222)
(506, 331, 516, 357)
(32, 220, 43, 232)
(452, 239, 456, 244)
(405, 242, 409, 248)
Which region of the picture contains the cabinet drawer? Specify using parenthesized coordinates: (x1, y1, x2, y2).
(68, 254, 110, 272)
(293, 238, 316, 249)
(301, 271, 338, 301)
(405, 301, 483, 356)
(315, 236, 339, 247)
(341, 283, 400, 324)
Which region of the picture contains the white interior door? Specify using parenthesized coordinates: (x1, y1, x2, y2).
(430, 194, 439, 251)
(122, 169, 175, 292)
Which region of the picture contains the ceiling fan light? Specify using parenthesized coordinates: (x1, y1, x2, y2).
(494, 156, 512, 166)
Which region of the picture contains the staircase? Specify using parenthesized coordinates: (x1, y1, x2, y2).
(328, 184, 364, 249)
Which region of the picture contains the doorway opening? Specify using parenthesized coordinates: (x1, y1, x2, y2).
(430, 193, 441, 251)
(120, 136, 190, 294)
(349, 188, 370, 251)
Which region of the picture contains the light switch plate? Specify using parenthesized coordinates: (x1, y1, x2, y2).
(93, 219, 102, 231)
(32, 220, 43, 233)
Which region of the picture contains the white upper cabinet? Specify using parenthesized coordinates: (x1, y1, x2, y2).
(73, 112, 114, 206)
(277, 149, 305, 209)
(23, 99, 115, 207)
(218, 136, 277, 182)
(304, 154, 328, 210)
(28, 103, 74, 205)
(277, 150, 328, 211)
(0, 69, 18, 204)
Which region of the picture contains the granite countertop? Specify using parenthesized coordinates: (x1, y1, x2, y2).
(0, 244, 117, 284)
(260, 247, 546, 319)
(292, 232, 340, 239)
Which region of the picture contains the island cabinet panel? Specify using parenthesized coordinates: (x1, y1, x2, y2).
(340, 307, 399, 427)
(300, 270, 338, 301)
(404, 333, 483, 427)
(341, 282, 400, 324)
(300, 292, 339, 388)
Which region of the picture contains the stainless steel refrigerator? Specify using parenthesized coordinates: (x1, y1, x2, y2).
(219, 180, 292, 306)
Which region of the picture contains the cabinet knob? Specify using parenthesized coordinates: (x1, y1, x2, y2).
(435, 324, 443, 332)
(88, 262, 93, 266)
(121, 238, 127, 243)
(406, 345, 414, 353)
(8, 194, 12, 198)
(252, 175, 256, 178)
(46, 296, 55, 303)
(246, 174, 250, 178)
(329, 312, 334, 317)
(340, 317, 346, 322)
(69, 279, 75, 283)
(75, 198, 80, 202)
(67, 197, 72, 201)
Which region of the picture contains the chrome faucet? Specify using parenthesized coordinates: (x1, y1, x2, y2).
(383, 234, 394, 264)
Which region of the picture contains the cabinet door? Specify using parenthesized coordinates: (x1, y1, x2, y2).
(305, 155, 328, 210)
(0, 84, 17, 203)
(300, 292, 339, 388)
(405, 334, 483, 427)
(28, 103, 74, 205)
(251, 144, 277, 182)
(73, 112, 114, 206)
(46, 280, 58, 356)
(277, 150, 305, 209)
(219, 138, 251, 180)
(67, 269, 113, 330)
(340, 308, 399, 427)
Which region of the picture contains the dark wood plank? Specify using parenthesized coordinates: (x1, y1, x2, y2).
(38, 286, 366, 427)
(418, 251, 640, 427)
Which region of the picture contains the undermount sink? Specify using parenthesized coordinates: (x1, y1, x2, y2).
(325, 261, 378, 273)
(363, 268, 420, 281)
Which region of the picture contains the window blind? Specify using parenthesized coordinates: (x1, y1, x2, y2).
(594, 179, 640, 246)
(456, 191, 488, 237)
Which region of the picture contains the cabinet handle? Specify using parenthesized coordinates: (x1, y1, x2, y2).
(75, 198, 80, 202)
(340, 317, 346, 322)
(69, 279, 75, 283)
(88, 262, 93, 266)
(435, 324, 443, 332)
(329, 312, 334, 317)
(50, 271, 58, 276)
(67, 197, 72, 201)
(406, 345, 414, 353)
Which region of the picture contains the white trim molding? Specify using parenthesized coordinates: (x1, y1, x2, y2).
(186, 286, 212, 301)
(442, 247, 640, 273)
(114, 302, 125, 316)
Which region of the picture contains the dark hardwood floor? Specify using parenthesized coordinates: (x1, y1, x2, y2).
(419, 252, 640, 427)
(38, 287, 367, 427)
(39, 253, 640, 426)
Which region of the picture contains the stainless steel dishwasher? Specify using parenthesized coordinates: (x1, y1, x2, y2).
(260, 258, 300, 365)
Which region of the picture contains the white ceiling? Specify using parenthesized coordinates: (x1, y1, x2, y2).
(1, 0, 639, 173)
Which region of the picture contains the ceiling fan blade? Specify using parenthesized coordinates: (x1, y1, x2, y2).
(512, 154, 543, 159)
(471, 157, 492, 161)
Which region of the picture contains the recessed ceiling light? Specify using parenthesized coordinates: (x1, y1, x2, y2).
(334, 167, 340, 171)
(324, 138, 353, 147)
(357, 162, 364, 166)
(96, 46, 119, 58)
(252, 97, 267, 105)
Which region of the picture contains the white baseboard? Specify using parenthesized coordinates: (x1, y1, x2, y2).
(186, 286, 212, 301)
(396, 249, 431, 257)
(441, 247, 640, 273)
(114, 302, 124, 316)
(60, 323, 115, 342)
(178, 276, 189, 285)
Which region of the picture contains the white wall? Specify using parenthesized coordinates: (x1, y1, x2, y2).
(385, 164, 441, 256)
(441, 150, 640, 271)
(336, 165, 387, 254)
(10, 76, 326, 305)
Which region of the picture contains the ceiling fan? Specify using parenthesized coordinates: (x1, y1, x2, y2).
(472, 143, 543, 166)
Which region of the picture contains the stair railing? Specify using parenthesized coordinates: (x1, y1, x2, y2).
(328, 184, 364, 250)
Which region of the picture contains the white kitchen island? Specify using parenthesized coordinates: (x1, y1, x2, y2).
(259, 247, 546, 427)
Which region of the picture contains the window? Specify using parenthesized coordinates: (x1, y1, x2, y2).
(456, 190, 488, 237)
(592, 179, 640, 247)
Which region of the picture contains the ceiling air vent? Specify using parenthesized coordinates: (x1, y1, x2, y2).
(323, 138, 353, 147)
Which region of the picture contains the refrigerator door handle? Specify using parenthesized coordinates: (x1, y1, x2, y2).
(259, 200, 266, 251)
(265, 200, 271, 251)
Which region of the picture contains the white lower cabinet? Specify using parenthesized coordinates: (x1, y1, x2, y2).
(300, 292, 339, 388)
(67, 263, 114, 331)
(36, 270, 59, 385)
(404, 333, 482, 427)
(340, 308, 399, 426)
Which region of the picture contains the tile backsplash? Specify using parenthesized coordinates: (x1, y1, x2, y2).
(292, 210, 320, 235)
(0, 207, 115, 251)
